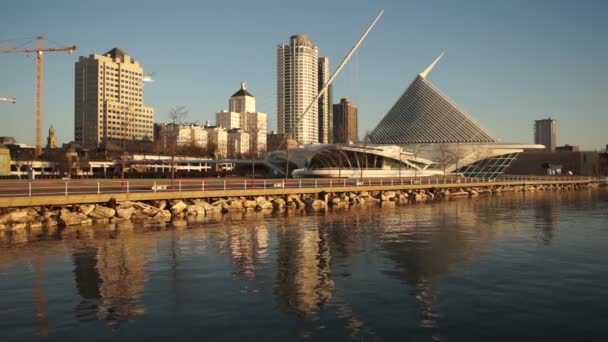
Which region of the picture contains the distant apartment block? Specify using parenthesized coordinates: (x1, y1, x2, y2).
(204, 125, 228, 158)
(157, 124, 208, 150)
(333, 98, 358, 144)
(227, 129, 250, 157)
(534, 118, 557, 151)
(75, 48, 155, 147)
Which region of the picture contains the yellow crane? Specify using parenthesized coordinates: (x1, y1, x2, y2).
(0, 36, 76, 156)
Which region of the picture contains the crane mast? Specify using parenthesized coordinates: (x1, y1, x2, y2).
(0, 36, 76, 157)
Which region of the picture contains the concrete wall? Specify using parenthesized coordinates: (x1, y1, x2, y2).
(507, 151, 602, 176)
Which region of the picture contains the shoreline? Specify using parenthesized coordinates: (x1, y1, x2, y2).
(0, 181, 599, 236)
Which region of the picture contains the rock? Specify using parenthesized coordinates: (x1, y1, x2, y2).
(59, 212, 90, 226)
(154, 210, 172, 219)
(272, 198, 286, 209)
(0, 210, 29, 224)
(116, 207, 136, 220)
(255, 196, 267, 205)
(243, 200, 257, 209)
(226, 200, 244, 210)
(381, 191, 396, 201)
(111, 217, 127, 223)
(311, 199, 326, 211)
(10, 222, 27, 231)
(45, 219, 58, 227)
(171, 200, 187, 214)
(93, 218, 110, 224)
(157, 200, 167, 210)
(206, 204, 223, 213)
(186, 205, 205, 216)
(89, 206, 116, 219)
(256, 200, 273, 210)
(29, 221, 43, 230)
(79, 204, 96, 216)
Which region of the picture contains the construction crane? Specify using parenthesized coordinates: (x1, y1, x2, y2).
(0, 96, 16, 104)
(0, 36, 76, 157)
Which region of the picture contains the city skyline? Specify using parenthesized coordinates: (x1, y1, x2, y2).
(1, 0, 607, 150)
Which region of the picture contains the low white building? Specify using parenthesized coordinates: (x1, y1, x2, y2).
(204, 125, 228, 158)
(227, 129, 250, 158)
(158, 124, 208, 149)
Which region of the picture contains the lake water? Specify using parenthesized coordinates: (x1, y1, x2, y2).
(1, 189, 607, 341)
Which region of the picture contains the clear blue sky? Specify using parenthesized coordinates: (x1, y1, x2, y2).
(1, 0, 606, 150)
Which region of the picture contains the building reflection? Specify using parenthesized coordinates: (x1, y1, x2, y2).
(534, 198, 558, 245)
(224, 222, 269, 279)
(379, 203, 494, 336)
(71, 222, 153, 326)
(275, 219, 334, 317)
(72, 248, 102, 321)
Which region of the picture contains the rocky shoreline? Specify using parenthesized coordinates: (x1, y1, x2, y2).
(0, 182, 598, 234)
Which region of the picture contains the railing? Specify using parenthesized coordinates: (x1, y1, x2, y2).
(0, 176, 595, 199)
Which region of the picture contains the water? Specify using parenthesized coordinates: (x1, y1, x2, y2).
(1, 189, 607, 341)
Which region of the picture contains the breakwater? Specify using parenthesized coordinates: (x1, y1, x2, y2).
(0, 178, 599, 234)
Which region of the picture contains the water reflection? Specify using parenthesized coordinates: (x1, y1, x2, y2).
(379, 202, 498, 336)
(534, 199, 559, 245)
(68, 222, 154, 326)
(1, 190, 604, 340)
(276, 219, 334, 317)
(224, 223, 269, 279)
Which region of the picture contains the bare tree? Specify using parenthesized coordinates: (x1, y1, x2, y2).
(168, 106, 189, 180)
(436, 143, 457, 178)
(451, 143, 468, 176)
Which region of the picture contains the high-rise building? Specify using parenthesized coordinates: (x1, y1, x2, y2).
(229, 82, 256, 114)
(277, 34, 319, 145)
(332, 98, 358, 144)
(75, 48, 155, 147)
(318, 57, 332, 143)
(534, 118, 557, 151)
(217, 82, 267, 156)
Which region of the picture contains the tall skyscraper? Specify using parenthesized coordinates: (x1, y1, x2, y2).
(318, 57, 332, 144)
(534, 118, 557, 151)
(277, 34, 319, 145)
(75, 48, 155, 147)
(333, 98, 358, 144)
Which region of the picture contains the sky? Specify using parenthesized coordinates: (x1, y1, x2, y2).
(0, 0, 607, 150)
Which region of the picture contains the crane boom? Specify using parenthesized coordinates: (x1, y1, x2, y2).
(0, 36, 76, 157)
(0, 97, 16, 104)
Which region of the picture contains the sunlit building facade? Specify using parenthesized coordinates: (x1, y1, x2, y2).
(277, 34, 319, 145)
(75, 48, 155, 147)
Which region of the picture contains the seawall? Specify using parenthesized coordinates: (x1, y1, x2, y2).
(0, 178, 600, 234)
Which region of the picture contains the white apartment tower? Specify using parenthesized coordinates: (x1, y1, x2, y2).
(277, 34, 319, 145)
(75, 48, 155, 147)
